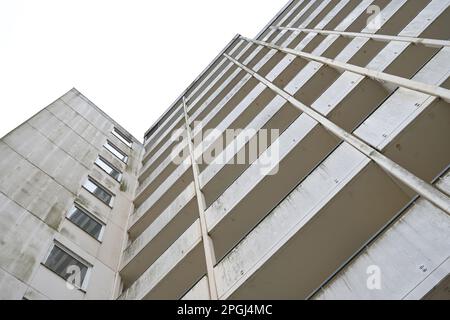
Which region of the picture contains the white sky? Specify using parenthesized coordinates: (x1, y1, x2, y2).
(0, 0, 286, 141)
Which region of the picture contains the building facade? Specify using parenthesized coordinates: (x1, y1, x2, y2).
(1, 0, 450, 300)
(0, 89, 142, 299)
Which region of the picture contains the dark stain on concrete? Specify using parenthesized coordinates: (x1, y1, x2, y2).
(120, 180, 128, 192)
(44, 203, 64, 230)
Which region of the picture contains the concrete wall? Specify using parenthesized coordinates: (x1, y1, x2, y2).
(0, 88, 142, 300)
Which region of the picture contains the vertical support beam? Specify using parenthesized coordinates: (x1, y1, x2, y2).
(182, 96, 219, 300)
(223, 53, 450, 214)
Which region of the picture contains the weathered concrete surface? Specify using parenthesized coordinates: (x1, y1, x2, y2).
(119, 220, 205, 300)
(314, 170, 450, 300)
(225, 157, 410, 298)
(2, 0, 450, 301)
(120, 182, 198, 286)
(181, 276, 209, 300)
(136, 0, 450, 301)
(0, 88, 142, 300)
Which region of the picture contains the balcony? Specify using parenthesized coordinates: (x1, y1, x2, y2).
(314, 168, 450, 300)
(135, 141, 190, 207)
(212, 143, 412, 299)
(119, 220, 206, 300)
(202, 59, 391, 263)
(181, 32, 449, 302)
(354, 46, 450, 183)
(139, 129, 188, 186)
(120, 183, 198, 287)
(142, 114, 184, 166)
(129, 159, 193, 239)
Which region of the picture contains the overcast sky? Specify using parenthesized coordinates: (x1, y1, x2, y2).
(0, 0, 286, 141)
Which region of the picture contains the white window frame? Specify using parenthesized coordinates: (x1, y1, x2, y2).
(112, 127, 133, 148)
(42, 242, 93, 291)
(66, 204, 106, 241)
(104, 140, 128, 163)
(83, 177, 115, 207)
(94, 156, 123, 182)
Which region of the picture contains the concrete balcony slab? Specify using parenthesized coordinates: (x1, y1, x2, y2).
(214, 143, 411, 299)
(121, 182, 198, 286)
(314, 169, 450, 300)
(119, 220, 205, 300)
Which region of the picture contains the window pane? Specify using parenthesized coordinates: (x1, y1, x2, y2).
(95, 157, 122, 181)
(112, 128, 132, 147)
(104, 141, 128, 163)
(44, 246, 88, 285)
(84, 179, 113, 206)
(67, 206, 103, 240)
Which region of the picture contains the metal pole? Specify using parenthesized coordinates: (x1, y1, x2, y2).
(182, 96, 219, 300)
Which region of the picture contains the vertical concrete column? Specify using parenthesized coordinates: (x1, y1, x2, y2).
(182, 97, 219, 300)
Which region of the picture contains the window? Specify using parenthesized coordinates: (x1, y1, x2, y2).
(95, 157, 122, 182)
(112, 128, 132, 147)
(104, 141, 128, 163)
(83, 178, 114, 207)
(43, 244, 90, 289)
(67, 205, 105, 241)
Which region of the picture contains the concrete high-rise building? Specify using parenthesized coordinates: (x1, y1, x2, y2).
(0, 90, 143, 299)
(1, 0, 449, 300)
